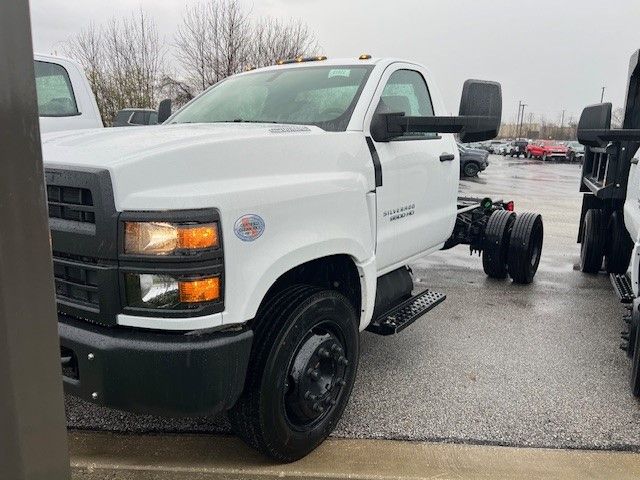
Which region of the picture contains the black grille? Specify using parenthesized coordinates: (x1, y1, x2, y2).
(53, 257, 100, 308)
(47, 184, 96, 223)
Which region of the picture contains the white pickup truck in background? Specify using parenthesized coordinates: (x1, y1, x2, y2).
(35, 53, 102, 133)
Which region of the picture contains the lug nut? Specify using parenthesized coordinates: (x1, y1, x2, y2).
(338, 356, 349, 366)
(313, 402, 325, 412)
(307, 368, 320, 380)
(337, 379, 346, 387)
(318, 348, 330, 359)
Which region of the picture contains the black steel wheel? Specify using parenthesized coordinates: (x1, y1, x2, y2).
(482, 210, 517, 279)
(580, 209, 605, 274)
(228, 285, 359, 462)
(463, 162, 480, 177)
(507, 212, 544, 284)
(604, 211, 633, 274)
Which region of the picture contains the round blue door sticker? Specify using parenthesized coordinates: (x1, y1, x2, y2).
(234, 214, 265, 242)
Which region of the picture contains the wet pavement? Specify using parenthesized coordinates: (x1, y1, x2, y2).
(66, 155, 640, 451)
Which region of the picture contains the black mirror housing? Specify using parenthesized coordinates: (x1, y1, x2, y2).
(577, 103, 612, 147)
(458, 80, 502, 143)
(157, 98, 172, 123)
(370, 79, 502, 143)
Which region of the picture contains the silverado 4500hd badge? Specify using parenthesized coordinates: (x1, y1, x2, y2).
(234, 214, 265, 241)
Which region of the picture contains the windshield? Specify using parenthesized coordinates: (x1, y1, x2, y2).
(169, 65, 374, 132)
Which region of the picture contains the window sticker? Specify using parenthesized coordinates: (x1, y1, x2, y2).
(328, 69, 351, 78)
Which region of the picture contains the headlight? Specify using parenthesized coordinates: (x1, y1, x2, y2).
(125, 273, 221, 309)
(124, 221, 219, 255)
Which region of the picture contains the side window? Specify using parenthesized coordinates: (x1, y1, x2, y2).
(34, 61, 79, 117)
(377, 69, 435, 139)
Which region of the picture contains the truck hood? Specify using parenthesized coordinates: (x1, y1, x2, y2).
(41, 122, 373, 212)
(41, 122, 323, 168)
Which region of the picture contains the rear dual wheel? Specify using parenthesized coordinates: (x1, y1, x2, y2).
(507, 212, 544, 284)
(482, 211, 543, 284)
(483, 210, 516, 279)
(228, 285, 359, 462)
(580, 209, 605, 274)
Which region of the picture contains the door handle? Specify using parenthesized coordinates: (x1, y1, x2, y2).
(631, 157, 639, 165)
(440, 153, 455, 162)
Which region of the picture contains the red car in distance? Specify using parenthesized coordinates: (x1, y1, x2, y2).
(526, 140, 569, 161)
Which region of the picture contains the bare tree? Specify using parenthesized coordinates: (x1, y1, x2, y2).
(175, 1, 318, 94)
(65, 10, 165, 125)
(249, 18, 318, 68)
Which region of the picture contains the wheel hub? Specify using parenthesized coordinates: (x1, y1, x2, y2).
(285, 328, 348, 426)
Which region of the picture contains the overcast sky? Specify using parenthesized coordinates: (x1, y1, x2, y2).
(31, 0, 640, 124)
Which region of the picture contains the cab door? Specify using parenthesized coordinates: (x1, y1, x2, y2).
(366, 65, 458, 272)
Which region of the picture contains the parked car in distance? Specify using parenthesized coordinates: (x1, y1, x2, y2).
(509, 140, 529, 158)
(458, 142, 489, 177)
(526, 140, 568, 161)
(113, 108, 159, 127)
(565, 141, 585, 162)
(487, 140, 505, 153)
(35, 53, 103, 133)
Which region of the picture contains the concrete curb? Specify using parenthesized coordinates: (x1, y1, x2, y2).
(69, 430, 640, 479)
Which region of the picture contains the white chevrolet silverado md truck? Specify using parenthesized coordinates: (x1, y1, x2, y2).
(43, 56, 543, 461)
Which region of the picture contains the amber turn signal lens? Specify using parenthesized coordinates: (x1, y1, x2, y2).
(179, 277, 220, 303)
(178, 224, 219, 250)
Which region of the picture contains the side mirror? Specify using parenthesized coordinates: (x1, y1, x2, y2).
(157, 98, 172, 123)
(458, 80, 502, 143)
(370, 79, 502, 143)
(577, 103, 611, 147)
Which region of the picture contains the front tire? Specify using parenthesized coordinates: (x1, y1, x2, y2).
(580, 209, 605, 274)
(604, 210, 633, 274)
(228, 286, 360, 462)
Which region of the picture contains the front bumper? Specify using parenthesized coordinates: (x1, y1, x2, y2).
(59, 314, 253, 416)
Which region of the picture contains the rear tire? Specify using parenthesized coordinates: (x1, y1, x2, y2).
(507, 212, 544, 284)
(604, 211, 633, 274)
(482, 210, 517, 279)
(580, 209, 605, 274)
(228, 285, 360, 462)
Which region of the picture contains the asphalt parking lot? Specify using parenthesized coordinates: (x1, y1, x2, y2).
(65, 154, 640, 452)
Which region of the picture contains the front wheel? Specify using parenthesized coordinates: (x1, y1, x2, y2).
(604, 210, 633, 274)
(228, 286, 360, 462)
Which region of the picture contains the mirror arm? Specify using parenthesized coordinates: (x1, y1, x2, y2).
(382, 113, 498, 135)
(577, 128, 640, 145)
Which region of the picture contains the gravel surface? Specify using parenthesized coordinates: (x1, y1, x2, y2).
(66, 155, 640, 451)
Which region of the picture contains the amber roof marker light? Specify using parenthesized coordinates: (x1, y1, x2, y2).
(359, 54, 372, 60)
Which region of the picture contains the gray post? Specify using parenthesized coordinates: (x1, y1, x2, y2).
(0, 1, 70, 479)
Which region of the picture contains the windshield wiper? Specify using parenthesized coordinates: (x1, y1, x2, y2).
(231, 119, 279, 124)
